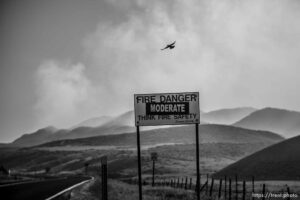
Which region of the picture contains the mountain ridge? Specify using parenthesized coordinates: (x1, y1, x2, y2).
(36, 124, 283, 148)
(202, 107, 256, 124)
(234, 107, 300, 138)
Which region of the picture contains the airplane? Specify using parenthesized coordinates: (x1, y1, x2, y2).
(161, 41, 176, 50)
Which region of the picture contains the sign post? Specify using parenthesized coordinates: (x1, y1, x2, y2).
(151, 152, 158, 187)
(196, 123, 200, 200)
(136, 126, 142, 200)
(101, 156, 108, 200)
(134, 92, 200, 200)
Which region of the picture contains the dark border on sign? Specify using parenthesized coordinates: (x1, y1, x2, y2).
(133, 91, 200, 127)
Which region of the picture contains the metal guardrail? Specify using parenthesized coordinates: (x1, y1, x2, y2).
(45, 176, 94, 200)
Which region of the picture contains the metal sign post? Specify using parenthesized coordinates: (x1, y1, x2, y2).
(136, 126, 142, 200)
(196, 123, 200, 200)
(134, 92, 200, 200)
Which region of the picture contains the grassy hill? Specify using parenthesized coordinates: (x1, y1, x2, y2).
(10, 107, 259, 147)
(202, 107, 256, 125)
(37, 124, 283, 147)
(72, 116, 113, 128)
(234, 107, 300, 138)
(213, 135, 300, 180)
(0, 124, 284, 181)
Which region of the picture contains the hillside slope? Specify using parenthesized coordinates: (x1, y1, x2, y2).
(11, 111, 136, 147)
(202, 107, 256, 125)
(234, 107, 300, 138)
(72, 116, 112, 128)
(213, 135, 300, 180)
(37, 124, 283, 147)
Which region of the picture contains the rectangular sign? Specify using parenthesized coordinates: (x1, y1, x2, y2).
(134, 92, 200, 126)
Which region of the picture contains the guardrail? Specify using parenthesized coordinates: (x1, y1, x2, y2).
(45, 176, 94, 200)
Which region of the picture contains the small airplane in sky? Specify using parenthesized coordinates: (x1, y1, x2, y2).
(161, 41, 176, 50)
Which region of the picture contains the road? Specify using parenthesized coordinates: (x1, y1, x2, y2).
(0, 176, 91, 200)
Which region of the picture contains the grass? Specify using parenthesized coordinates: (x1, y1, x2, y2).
(71, 178, 197, 200)
(2, 143, 299, 199)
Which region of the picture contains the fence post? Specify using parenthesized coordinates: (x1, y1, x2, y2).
(225, 176, 227, 200)
(190, 178, 192, 189)
(185, 177, 188, 189)
(252, 176, 255, 200)
(287, 186, 291, 200)
(262, 184, 265, 200)
(210, 178, 214, 197)
(243, 180, 246, 200)
(235, 175, 238, 200)
(218, 179, 223, 199)
(229, 178, 232, 200)
(206, 174, 209, 195)
(181, 177, 184, 188)
(177, 177, 180, 188)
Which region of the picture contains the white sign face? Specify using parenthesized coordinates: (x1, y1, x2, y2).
(134, 92, 200, 126)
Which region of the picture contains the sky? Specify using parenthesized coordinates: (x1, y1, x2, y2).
(1, 0, 300, 142)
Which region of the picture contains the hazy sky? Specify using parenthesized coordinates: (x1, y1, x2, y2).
(1, 0, 300, 142)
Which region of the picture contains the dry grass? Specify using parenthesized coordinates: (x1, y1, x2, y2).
(70, 178, 99, 200)
(70, 178, 199, 200)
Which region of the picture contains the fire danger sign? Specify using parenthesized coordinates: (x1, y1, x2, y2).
(134, 92, 200, 126)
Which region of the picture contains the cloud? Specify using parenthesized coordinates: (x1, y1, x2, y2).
(83, 0, 300, 111)
(35, 60, 101, 128)
(35, 0, 300, 128)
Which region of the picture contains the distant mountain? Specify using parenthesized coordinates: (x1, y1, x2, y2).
(201, 107, 256, 125)
(37, 124, 283, 148)
(72, 116, 113, 128)
(101, 111, 134, 128)
(234, 107, 300, 138)
(12, 126, 67, 147)
(11, 125, 135, 147)
(213, 134, 300, 180)
(11, 111, 136, 147)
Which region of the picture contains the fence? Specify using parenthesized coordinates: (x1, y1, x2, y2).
(121, 174, 295, 200)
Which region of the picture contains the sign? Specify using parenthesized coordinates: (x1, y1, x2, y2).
(101, 156, 107, 165)
(151, 152, 158, 161)
(134, 92, 200, 126)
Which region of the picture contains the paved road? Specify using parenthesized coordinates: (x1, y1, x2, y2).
(0, 176, 91, 200)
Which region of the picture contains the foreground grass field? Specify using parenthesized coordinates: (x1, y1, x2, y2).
(70, 177, 300, 200)
(71, 178, 196, 200)
(1, 142, 300, 199)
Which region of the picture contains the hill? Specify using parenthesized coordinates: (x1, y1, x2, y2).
(72, 116, 112, 128)
(12, 126, 67, 147)
(1, 125, 284, 180)
(213, 134, 300, 180)
(101, 111, 134, 128)
(37, 124, 283, 148)
(12, 107, 289, 147)
(201, 107, 256, 125)
(11, 111, 136, 147)
(234, 107, 300, 138)
(11, 125, 135, 147)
